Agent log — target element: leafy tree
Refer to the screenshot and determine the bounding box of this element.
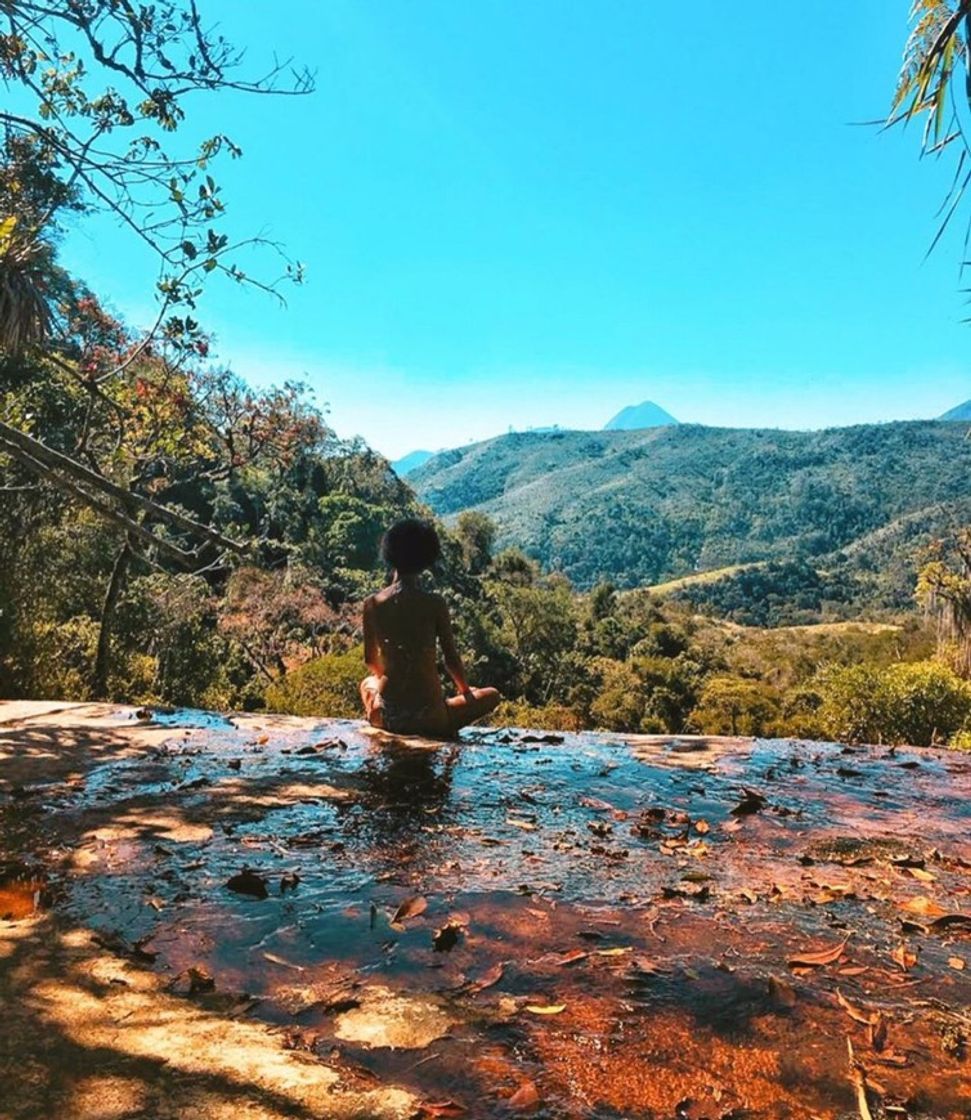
[814,660,971,746]
[689,675,781,736]
[0,0,312,350]
[454,510,496,575]
[917,528,971,674]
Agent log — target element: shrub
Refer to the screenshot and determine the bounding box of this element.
[264,648,364,718]
[689,675,781,736]
[815,660,971,746]
[492,700,584,731]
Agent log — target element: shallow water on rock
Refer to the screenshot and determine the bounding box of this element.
[4,710,971,1118]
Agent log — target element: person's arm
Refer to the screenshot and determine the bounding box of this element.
[362,597,383,677]
[436,595,473,697]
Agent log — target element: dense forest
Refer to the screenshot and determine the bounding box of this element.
[411,423,971,610]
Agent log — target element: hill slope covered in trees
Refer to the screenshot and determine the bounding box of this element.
[411,421,971,608]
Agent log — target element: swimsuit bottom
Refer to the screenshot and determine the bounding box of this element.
[365,686,453,738]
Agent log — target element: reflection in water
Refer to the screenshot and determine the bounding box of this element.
[342,740,459,861]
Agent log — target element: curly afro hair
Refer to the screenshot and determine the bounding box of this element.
[381,518,442,575]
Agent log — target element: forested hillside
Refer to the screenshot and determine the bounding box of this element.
[411,421,971,609]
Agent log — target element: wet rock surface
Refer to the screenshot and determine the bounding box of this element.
[1,701,970,1118]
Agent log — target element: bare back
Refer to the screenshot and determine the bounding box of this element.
[364,584,448,715]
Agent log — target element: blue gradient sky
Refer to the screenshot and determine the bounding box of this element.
[60,0,971,458]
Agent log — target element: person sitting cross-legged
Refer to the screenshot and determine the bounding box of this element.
[360,518,501,738]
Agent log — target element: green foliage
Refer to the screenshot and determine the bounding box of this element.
[814,660,971,746]
[689,675,781,736]
[492,700,585,731]
[264,649,365,718]
[414,423,971,617]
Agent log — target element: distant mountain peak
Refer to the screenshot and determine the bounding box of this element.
[604,400,679,431]
[939,399,971,421]
[391,449,435,476]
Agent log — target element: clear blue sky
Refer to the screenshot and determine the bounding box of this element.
[60,0,971,458]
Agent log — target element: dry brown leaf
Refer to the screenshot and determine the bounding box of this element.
[506,818,537,832]
[420,1101,466,1118]
[467,961,504,992]
[392,895,428,924]
[694,819,710,834]
[929,912,971,931]
[872,1050,909,1067]
[768,975,797,1008]
[556,949,588,966]
[507,1080,540,1111]
[787,939,849,969]
[263,952,304,972]
[579,796,614,812]
[902,895,946,919]
[869,1012,888,1052]
[525,1003,566,1015]
[890,943,918,971]
[948,956,966,971]
[594,946,632,957]
[900,866,936,883]
[835,989,873,1026]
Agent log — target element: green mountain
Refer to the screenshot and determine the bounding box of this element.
[411,421,971,606]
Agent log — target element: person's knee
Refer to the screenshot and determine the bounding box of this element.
[477,687,501,712]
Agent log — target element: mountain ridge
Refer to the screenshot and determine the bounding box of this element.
[410,420,971,597]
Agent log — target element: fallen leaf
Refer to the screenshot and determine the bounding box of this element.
[768,975,797,1008]
[525,1004,566,1015]
[694,819,710,834]
[507,1080,540,1111]
[929,912,971,931]
[594,946,632,957]
[506,818,537,832]
[226,869,268,899]
[188,966,214,994]
[869,1012,887,1052]
[263,952,304,972]
[579,796,614,812]
[891,944,918,971]
[557,949,588,966]
[900,866,937,883]
[433,920,465,953]
[420,1101,466,1118]
[739,888,758,904]
[731,788,767,816]
[468,961,504,992]
[872,1049,909,1067]
[392,895,428,924]
[787,939,849,968]
[836,989,873,1026]
[902,895,946,919]
[948,956,966,970]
